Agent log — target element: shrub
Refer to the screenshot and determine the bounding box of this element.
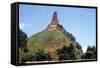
[56,44,76,61]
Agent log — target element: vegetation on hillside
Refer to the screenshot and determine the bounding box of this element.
[56,44,76,60]
[19,29,28,62]
[19,29,28,52]
[19,29,96,63]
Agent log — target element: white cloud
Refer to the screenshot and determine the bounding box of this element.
[19,23,30,29]
[19,23,25,29]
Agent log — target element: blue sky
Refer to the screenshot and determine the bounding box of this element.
[19,4,96,52]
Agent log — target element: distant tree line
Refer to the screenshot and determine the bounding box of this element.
[81,45,96,59]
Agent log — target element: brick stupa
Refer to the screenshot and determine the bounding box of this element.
[47,12,63,31]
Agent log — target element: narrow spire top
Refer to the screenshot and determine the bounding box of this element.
[51,11,58,24]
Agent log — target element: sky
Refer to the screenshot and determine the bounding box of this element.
[19,4,96,52]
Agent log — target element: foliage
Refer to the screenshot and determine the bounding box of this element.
[19,29,28,52]
[75,42,82,50]
[19,48,25,63]
[20,49,52,63]
[62,29,76,41]
[82,45,96,59]
[19,29,29,63]
[21,53,34,63]
[25,28,84,62]
[28,30,70,53]
[32,49,52,61]
[56,44,76,61]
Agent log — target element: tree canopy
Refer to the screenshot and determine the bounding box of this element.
[56,44,76,61]
[82,45,96,59]
[19,29,28,52]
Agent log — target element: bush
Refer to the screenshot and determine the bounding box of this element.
[21,54,34,63]
[75,42,82,49]
[56,44,76,61]
[33,49,52,61]
[82,45,96,59]
[19,29,28,52]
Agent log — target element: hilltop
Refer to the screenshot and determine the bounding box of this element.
[27,12,83,61]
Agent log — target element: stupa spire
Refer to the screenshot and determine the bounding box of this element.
[51,11,58,24]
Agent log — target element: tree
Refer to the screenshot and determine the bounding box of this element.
[32,49,52,61]
[62,29,76,41]
[56,44,76,61]
[19,29,28,52]
[21,53,33,63]
[75,42,82,50]
[82,45,96,59]
[20,49,52,63]
[87,46,96,52]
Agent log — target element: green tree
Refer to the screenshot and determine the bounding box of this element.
[75,42,82,50]
[56,44,76,61]
[82,45,96,59]
[62,29,76,41]
[21,49,52,62]
[19,29,28,52]
[33,49,52,61]
[21,53,34,63]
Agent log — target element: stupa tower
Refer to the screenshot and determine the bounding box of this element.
[51,11,58,25]
[47,11,63,31]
